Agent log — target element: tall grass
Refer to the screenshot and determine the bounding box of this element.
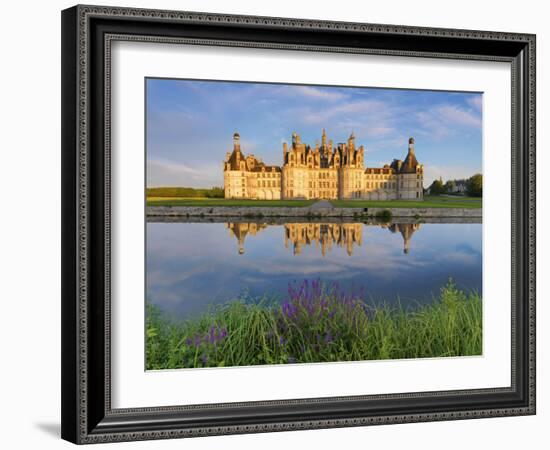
[146,280,482,370]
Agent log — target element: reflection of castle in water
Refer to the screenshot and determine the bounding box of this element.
[226,222,269,255]
[226,222,421,256]
[284,223,362,256]
[387,223,421,254]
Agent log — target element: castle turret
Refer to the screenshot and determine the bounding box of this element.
[226,132,244,170]
[400,137,419,174]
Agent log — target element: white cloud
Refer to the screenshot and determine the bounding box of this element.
[466,96,482,111]
[414,103,481,142]
[435,105,481,128]
[292,85,348,101]
[261,84,349,102]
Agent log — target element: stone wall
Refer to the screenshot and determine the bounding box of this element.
[147,205,482,219]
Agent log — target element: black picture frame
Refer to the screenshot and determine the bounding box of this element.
[61,4,536,444]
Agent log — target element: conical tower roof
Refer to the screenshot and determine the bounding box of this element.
[400,137,419,173]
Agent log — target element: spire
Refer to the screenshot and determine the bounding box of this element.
[408,137,415,154]
[233,132,241,150]
[400,137,419,173]
[227,132,245,170]
[322,128,327,147]
[348,131,356,153]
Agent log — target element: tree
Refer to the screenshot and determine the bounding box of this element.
[444,180,457,193]
[466,174,482,197]
[205,186,225,198]
[428,178,445,195]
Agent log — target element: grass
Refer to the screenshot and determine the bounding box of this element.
[331,195,482,209]
[146,195,481,209]
[146,197,316,207]
[146,280,482,370]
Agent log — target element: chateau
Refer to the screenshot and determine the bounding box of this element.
[223,130,424,200]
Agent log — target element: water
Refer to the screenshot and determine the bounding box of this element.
[146,220,482,319]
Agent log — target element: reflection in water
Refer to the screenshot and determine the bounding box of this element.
[147,221,482,318]
[228,222,420,256]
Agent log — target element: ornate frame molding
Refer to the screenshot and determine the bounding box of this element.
[61,4,536,444]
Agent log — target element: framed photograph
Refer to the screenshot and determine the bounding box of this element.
[61,4,536,444]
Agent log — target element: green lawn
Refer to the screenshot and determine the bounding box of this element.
[146,195,481,209]
[331,196,482,209]
[146,197,316,207]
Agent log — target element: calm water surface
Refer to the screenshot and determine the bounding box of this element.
[146,221,482,319]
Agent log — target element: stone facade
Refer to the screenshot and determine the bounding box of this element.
[224,130,424,200]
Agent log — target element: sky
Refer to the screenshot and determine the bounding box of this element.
[146,78,482,188]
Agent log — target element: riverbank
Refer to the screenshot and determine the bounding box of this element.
[146,280,482,370]
[147,205,482,219]
[148,214,481,224]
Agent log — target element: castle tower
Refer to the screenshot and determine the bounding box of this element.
[396,137,424,200]
[223,132,247,198]
[339,131,364,199]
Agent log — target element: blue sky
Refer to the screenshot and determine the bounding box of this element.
[146,78,482,188]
